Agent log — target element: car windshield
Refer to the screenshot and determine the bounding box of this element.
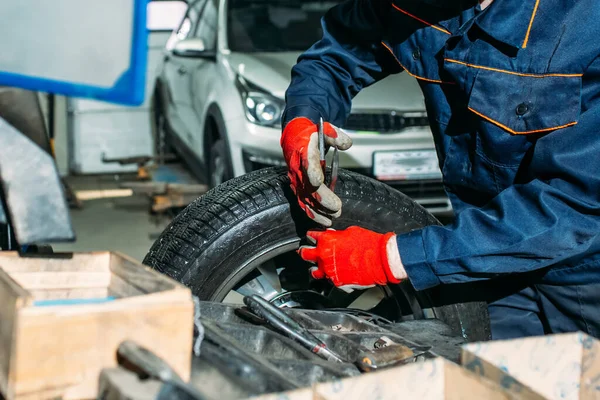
[227,0,341,52]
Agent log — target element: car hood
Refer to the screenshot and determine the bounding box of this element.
[226,52,426,112]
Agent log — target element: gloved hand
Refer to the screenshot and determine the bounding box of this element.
[281,117,352,226]
[298,226,407,292]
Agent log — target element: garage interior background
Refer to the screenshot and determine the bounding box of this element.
[35,0,452,262]
[4,2,591,398]
[46,1,188,260]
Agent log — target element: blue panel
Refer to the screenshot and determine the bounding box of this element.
[0,0,148,106]
[34,297,117,307]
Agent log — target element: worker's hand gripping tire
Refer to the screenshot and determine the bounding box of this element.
[299,226,407,292]
[281,117,352,226]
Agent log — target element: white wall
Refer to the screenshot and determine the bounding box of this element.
[59,0,186,175]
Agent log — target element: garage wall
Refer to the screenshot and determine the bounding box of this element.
[65,1,186,174]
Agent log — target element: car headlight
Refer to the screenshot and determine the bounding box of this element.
[236,75,284,128]
[244,93,283,126]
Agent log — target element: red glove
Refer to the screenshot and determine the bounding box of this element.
[281,117,352,226]
[298,226,406,291]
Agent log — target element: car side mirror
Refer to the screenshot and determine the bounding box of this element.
[172,38,216,60]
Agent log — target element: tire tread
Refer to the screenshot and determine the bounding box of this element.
[144,167,437,275]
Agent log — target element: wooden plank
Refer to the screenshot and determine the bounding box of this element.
[108,253,179,295]
[4,387,67,400]
[29,288,108,301]
[0,268,32,400]
[75,189,133,201]
[7,271,110,291]
[316,358,444,399]
[315,358,543,400]
[12,290,193,400]
[0,252,110,273]
[444,360,544,400]
[581,337,600,398]
[107,274,145,298]
[251,388,315,400]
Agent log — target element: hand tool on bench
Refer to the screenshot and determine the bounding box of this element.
[117,340,184,384]
[202,321,302,393]
[117,340,206,400]
[243,294,346,363]
[355,344,432,372]
[242,295,432,372]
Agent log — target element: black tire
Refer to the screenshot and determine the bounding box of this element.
[143,167,491,342]
[151,88,174,161]
[207,139,234,188]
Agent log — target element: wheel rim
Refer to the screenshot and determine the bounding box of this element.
[211,238,435,322]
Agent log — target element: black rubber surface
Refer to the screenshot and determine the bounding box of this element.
[143,167,491,342]
[208,139,234,188]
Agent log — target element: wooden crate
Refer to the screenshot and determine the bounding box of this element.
[462,332,600,400]
[251,357,544,400]
[0,251,194,400]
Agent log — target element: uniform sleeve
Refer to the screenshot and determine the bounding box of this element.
[397,101,600,290]
[282,0,400,128]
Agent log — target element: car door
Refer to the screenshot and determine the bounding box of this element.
[186,0,219,158]
[162,1,204,147]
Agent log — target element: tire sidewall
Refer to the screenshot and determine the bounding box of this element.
[145,168,491,341]
[152,89,172,157]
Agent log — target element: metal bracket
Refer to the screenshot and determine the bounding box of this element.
[0,117,75,245]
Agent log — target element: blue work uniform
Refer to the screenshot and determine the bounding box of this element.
[282,0,600,339]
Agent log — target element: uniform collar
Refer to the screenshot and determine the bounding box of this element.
[473,0,540,49]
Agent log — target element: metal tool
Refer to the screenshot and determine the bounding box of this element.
[117,340,185,384]
[202,321,301,393]
[318,116,326,169]
[116,340,206,400]
[329,146,339,191]
[317,117,339,192]
[355,345,432,372]
[243,294,346,363]
[373,336,396,349]
[241,296,430,372]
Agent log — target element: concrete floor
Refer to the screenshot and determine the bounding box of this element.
[52,195,166,262]
[52,166,195,262]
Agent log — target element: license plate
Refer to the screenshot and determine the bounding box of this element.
[373,150,442,181]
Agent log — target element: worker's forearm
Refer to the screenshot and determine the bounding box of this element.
[392,92,600,291]
[397,177,600,291]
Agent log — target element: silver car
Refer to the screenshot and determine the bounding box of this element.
[153,0,452,215]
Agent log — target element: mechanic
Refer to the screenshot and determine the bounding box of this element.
[280,0,600,339]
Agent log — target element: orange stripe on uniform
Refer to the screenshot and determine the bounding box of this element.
[444,59,582,78]
[390,3,451,35]
[522,0,540,49]
[380,42,454,84]
[468,107,577,135]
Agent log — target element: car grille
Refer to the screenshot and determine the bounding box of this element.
[343,112,430,133]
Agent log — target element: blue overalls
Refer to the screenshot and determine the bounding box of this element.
[282,0,600,339]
